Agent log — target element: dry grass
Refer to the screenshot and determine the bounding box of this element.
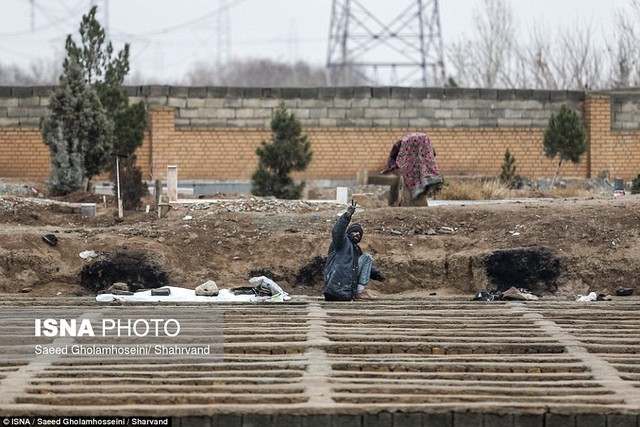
[548,182,593,198]
[436,179,598,200]
[437,179,512,200]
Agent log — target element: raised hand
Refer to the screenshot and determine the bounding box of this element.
[345,199,357,219]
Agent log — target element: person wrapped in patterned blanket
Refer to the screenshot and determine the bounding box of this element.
[381,132,442,206]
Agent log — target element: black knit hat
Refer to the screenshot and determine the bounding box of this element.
[347,223,363,237]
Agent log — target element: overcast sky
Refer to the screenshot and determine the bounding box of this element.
[0,0,632,84]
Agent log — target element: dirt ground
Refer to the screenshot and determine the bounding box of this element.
[1,178,639,301]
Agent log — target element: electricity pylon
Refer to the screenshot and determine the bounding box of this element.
[326,0,445,87]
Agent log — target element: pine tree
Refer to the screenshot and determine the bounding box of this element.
[543,104,588,186]
[43,6,147,203]
[41,58,112,194]
[631,174,640,194]
[116,157,149,210]
[64,7,146,159]
[45,126,84,196]
[251,103,313,199]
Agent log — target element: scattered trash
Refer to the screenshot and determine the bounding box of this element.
[473,286,539,301]
[151,287,171,296]
[248,276,291,301]
[613,178,625,197]
[577,292,597,302]
[439,226,455,234]
[616,287,634,297]
[183,215,193,220]
[266,293,284,302]
[20,287,32,293]
[577,291,615,301]
[42,234,58,246]
[96,286,287,303]
[501,286,538,301]
[79,250,98,260]
[473,291,494,302]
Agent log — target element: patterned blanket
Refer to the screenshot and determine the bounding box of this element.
[381,132,442,199]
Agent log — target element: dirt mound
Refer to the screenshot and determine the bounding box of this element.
[54,190,108,204]
[1,189,639,300]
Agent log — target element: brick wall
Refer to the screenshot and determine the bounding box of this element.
[0,86,638,184]
[587,94,640,180]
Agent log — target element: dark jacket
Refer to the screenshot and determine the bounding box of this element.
[323,213,359,301]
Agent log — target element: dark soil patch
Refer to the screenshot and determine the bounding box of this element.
[80,251,170,293]
[295,256,326,287]
[484,246,561,294]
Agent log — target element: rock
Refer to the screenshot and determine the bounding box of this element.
[195,280,219,296]
[79,250,98,259]
[108,282,130,293]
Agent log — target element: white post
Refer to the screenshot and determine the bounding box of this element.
[167,165,178,202]
[336,186,349,204]
[116,156,123,219]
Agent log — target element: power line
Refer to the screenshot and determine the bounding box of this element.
[217,0,230,65]
[125,0,247,37]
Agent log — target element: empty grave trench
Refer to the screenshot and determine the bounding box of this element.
[2,299,640,415]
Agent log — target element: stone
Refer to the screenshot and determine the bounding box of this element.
[109,282,130,292]
[195,280,219,296]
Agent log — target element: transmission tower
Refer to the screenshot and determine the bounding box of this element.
[217,0,230,65]
[326,0,445,87]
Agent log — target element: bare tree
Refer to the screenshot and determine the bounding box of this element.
[446,38,475,88]
[446,0,518,88]
[606,0,640,88]
[185,59,330,87]
[553,23,602,90]
[183,61,217,86]
[523,23,560,89]
[0,53,63,85]
[477,0,518,87]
